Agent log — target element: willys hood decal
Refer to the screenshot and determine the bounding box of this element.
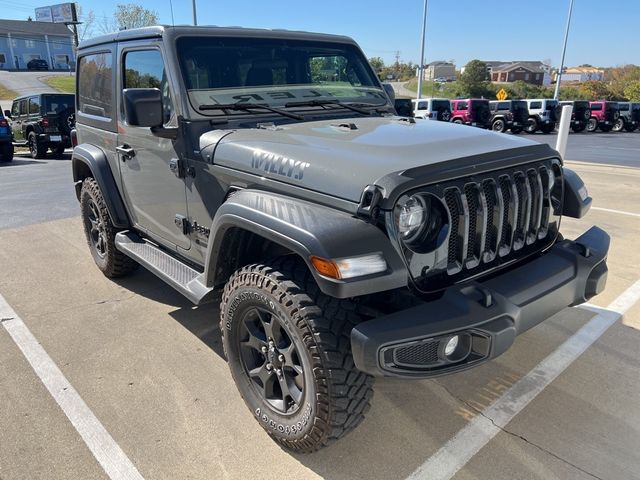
[208,116,541,203]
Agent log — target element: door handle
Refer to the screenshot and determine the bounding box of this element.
[116,144,135,161]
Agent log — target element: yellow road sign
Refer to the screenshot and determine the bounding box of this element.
[496,88,508,101]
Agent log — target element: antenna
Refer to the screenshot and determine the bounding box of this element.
[168,0,175,26]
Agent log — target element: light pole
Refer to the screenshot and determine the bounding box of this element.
[416,0,428,100]
[192,0,198,26]
[554,0,574,100]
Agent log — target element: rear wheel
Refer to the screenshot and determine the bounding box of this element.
[28,131,47,159]
[600,125,613,132]
[612,118,625,132]
[54,144,66,157]
[586,118,598,132]
[571,124,586,133]
[221,258,374,453]
[491,118,506,133]
[510,127,523,134]
[452,118,463,124]
[80,177,138,277]
[525,117,539,134]
[540,123,555,134]
[624,123,638,132]
[0,143,13,162]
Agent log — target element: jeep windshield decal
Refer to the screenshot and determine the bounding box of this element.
[176,35,386,115]
[189,85,386,113]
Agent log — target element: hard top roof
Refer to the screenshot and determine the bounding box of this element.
[78,25,357,49]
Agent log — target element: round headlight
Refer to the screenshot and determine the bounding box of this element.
[397,195,426,239]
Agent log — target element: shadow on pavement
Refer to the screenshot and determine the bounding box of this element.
[0,158,46,167]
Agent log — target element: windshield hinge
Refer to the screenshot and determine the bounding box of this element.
[357,185,384,222]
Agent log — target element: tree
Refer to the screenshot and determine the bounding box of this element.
[458,60,491,97]
[75,4,96,41]
[114,4,159,30]
[624,80,640,102]
[368,57,385,75]
[579,80,611,100]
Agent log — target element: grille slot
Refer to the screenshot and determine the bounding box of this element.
[394,340,440,367]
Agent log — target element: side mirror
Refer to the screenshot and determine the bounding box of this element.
[382,83,396,103]
[4,110,11,118]
[123,88,163,127]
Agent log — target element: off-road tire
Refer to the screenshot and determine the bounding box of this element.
[586,118,598,133]
[624,123,638,132]
[452,118,463,124]
[220,257,374,453]
[600,124,613,133]
[80,178,138,277]
[28,131,47,159]
[612,118,625,132]
[510,126,523,134]
[540,123,555,134]
[571,124,586,133]
[0,143,13,162]
[54,144,66,157]
[491,118,506,133]
[525,117,539,134]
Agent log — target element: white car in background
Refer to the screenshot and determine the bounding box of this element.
[411,98,452,121]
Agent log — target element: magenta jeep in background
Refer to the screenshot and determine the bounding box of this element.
[450,99,492,128]
[587,101,620,132]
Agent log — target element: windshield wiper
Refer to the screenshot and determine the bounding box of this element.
[199,103,304,121]
[284,99,375,115]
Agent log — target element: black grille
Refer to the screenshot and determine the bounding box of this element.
[397,159,562,292]
[394,340,440,366]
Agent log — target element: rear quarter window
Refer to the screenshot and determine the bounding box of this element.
[457,101,468,110]
[590,104,603,111]
[529,101,542,109]
[78,52,113,119]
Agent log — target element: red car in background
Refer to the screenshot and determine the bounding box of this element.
[587,101,620,132]
[450,99,492,128]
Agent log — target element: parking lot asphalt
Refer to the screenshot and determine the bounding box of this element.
[1,135,640,480]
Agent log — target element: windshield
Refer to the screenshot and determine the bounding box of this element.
[176,36,385,114]
[44,95,74,114]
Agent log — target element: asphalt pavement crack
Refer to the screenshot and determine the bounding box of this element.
[434,381,605,480]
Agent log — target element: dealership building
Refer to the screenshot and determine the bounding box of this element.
[0,19,75,70]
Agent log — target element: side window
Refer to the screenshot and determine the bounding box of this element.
[11,101,19,117]
[19,100,27,115]
[123,49,173,124]
[78,52,113,118]
[590,104,602,111]
[458,101,468,110]
[498,102,509,110]
[530,101,542,109]
[29,96,40,114]
[418,101,428,110]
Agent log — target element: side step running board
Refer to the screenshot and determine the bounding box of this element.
[115,231,216,305]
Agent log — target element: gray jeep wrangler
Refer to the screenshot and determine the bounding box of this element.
[72,26,609,453]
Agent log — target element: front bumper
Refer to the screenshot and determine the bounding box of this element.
[351,226,609,378]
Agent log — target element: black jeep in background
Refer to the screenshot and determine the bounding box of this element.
[559,100,591,133]
[6,93,75,158]
[488,100,528,133]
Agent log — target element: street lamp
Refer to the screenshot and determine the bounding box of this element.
[416,0,428,100]
[554,0,574,100]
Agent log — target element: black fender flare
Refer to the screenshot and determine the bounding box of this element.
[204,190,407,299]
[71,144,130,228]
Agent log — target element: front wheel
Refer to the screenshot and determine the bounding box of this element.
[452,118,463,124]
[220,258,374,453]
[586,118,598,132]
[572,124,586,133]
[510,127,523,134]
[540,123,555,134]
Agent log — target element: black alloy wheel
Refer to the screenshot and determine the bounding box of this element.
[238,305,304,415]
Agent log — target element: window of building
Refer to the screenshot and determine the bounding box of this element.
[10,38,17,48]
[25,39,36,48]
[123,49,173,124]
[535,73,540,80]
[78,52,113,119]
[524,73,530,80]
[0,54,6,64]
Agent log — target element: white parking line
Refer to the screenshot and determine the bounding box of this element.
[591,206,640,218]
[407,280,640,480]
[0,293,145,480]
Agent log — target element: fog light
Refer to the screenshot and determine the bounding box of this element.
[444,335,459,357]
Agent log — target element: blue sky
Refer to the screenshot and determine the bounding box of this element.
[4,0,640,67]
